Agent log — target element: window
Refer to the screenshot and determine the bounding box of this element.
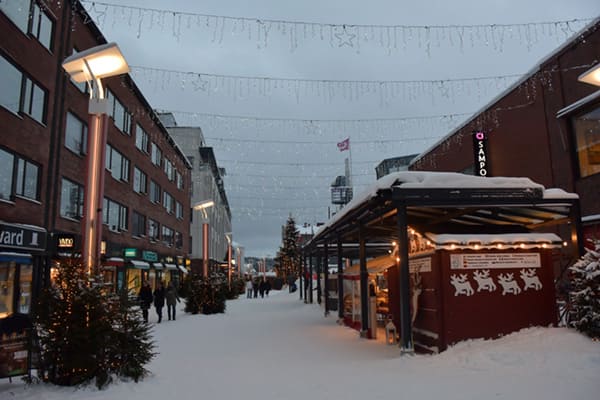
[163,191,174,214]
[106,89,131,134]
[65,112,87,155]
[0,148,15,201]
[15,157,40,200]
[0,55,47,123]
[176,201,183,219]
[150,180,161,203]
[133,167,147,194]
[149,219,160,241]
[164,158,174,181]
[572,106,600,178]
[135,123,149,153]
[175,231,183,249]
[151,142,162,166]
[132,211,146,237]
[176,170,184,190]
[106,144,130,182]
[0,1,54,51]
[60,178,83,219]
[103,198,128,232]
[161,226,174,247]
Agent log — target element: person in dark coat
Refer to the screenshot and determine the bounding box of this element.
[138,281,153,323]
[252,279,259,298]
[264,279,272,297]
[259,279,266,298]
[165,281,180,321]
[153,281,166,323]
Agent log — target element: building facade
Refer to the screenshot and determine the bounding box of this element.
[410,19,600,247]
[1,0,192,329]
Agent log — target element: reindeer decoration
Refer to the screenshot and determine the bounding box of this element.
[450,274,474,296]
[497,273,522,295]
[472,269,497,292]
[411,272,422,324]
[520,269,543,291]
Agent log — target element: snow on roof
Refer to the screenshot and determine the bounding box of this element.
[297,225,315,235]
[315,171,578,237]
[425,232,563,250]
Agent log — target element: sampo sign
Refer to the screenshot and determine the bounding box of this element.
[472,131,491,177]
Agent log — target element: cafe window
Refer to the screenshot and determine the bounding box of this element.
[65,112,87,155]
[60,178,83,220]
[572,106,600,178]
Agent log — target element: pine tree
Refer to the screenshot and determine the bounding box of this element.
[568,240,600,339]
[276,216,301,283]
[183,272,227,315]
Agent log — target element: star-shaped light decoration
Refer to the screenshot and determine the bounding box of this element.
[192,74,208,91]
[334,25,356,48]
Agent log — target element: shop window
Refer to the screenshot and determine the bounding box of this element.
[0,262,16,318]
[18,264,32,314]
[65,112,87,155]
[572,106,600,178]
[60,178,83,219]
[0,55,47,124]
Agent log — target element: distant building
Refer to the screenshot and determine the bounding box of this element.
[375,154,418,179]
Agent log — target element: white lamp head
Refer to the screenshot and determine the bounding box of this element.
[62,42,129,83]
[193,200,215,210]
[578,63,600,87]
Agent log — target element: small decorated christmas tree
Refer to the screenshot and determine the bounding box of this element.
[568,240,600,339]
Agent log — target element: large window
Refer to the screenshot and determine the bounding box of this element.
[135,123,149,153]
[0,55,47,123]
[60,178,83,219]
[163,191,174,214]
[0,148,15,201]
[15,157,39,200]
[103,198,128,232]
[150,180,161,204]
[106,89,131,134]
[573,106,600,178]
[65,112,87,155]
[161,226,174,247]
[149,219,160,241]
[133,167,147,194]
[132,211,146,237]
[175,231,183,249]
[106,144,130,182]
[164,158,174,181]
[0,1,54,51]
[0,148,40,202]
[151,142,162,166]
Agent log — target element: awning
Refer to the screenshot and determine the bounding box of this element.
[129,259,150,269]
[165,263,177,270]
[103,257,125,267]
[0,252,32,264]
[177,265,188,274]
[344,254,396,276]
[152,262,164,270]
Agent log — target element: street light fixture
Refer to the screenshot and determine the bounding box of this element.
[62,42,129,276]
[193,200,215,277]
[578,63,600,86]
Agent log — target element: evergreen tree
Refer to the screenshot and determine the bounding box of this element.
[276,216,301,282]
[183,272,227,315]
[568,240,600,339]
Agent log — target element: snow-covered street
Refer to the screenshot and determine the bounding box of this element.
[1,290,599,400]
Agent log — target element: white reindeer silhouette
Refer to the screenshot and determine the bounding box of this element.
[520,269,542,291]
[497,273,521,295]
[472,269,497,292]
[450,274,474,296]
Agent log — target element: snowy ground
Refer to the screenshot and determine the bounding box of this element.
[1,289,599,400]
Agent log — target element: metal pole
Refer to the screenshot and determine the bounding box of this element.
[316,252,322,305]
[359,225,369,338]
[202,222,209,277]
[309,252,313,304]
[324,242,329,316]
[337,237,344,320]
[397,203,414,353]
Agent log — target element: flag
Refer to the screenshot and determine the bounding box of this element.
[337,138,350,152]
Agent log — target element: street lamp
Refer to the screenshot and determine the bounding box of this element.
[193,200,214,277]
[225,232,232,289]
[578,63,600,86]
[62,42,129,276]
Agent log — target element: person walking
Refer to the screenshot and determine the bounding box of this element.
[245,278,253,299]
[252,278,259,298]
[264,279,271,297]
[138,281,153,323]
[153,281,166,323]
[165,281,180,321]
[259,279,266,298]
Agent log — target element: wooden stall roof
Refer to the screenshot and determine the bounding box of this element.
[306,171,581,256]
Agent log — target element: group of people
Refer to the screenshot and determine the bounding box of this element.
[245,278,271,299]
[138,280,180,323]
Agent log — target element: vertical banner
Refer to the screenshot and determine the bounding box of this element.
[472,131,491,177]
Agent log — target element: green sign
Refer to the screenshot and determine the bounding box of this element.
[142,250,158,262]
[124,248,137,257]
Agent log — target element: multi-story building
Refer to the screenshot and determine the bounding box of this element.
[158,113,232,274]
[1,0,191,327]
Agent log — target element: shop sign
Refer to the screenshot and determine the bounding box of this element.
[124,248,137,258]
[56,234,75,250]
[142,251,158,262]
[450,253,541,270]
[409,257,432,273]
[472,131,491,177]
[0,222,46,252]
[164,256,174,263]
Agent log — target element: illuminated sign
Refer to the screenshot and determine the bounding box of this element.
[124,248,137,257]
[142,251,158,262]
[472,131,491,177]
[57,236,74,249]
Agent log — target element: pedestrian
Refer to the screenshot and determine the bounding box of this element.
[153,281,166,323]
[259,279,266,298]
[246,278,253,298]
[138,281,153,323]
[264,279,271,297]
[165,281,180,321]
[252,278,259,298]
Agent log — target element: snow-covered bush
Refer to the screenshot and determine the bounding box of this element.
[568,240,600,339]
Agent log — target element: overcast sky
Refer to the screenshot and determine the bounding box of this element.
[82,0,600,257]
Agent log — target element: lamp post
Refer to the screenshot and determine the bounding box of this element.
[62,43,129,276]
[193,200,214,277]
[578,63,600,86]
[225,232,232,289]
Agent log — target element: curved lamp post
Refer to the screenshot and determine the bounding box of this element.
[193,200,214,277]
[62,43,129,275]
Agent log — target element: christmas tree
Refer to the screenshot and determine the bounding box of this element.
[568,240,600,339]
[183,272,227,315]
[276,215,301,283]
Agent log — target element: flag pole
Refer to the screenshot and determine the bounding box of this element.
[348,137,353,187]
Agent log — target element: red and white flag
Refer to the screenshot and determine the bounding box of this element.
[337,138,350,152]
